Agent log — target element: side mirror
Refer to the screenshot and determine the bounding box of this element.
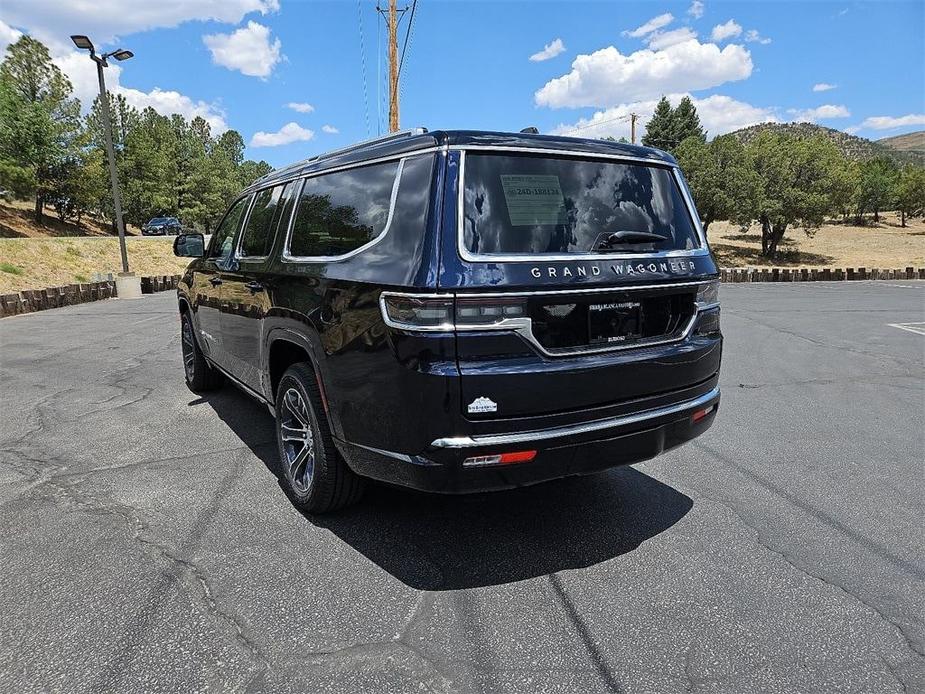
[173,233,205,258]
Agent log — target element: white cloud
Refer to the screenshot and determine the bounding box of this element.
[645,28,698,50]
[623,13,674,38]
[859,114,925,130]
[0,19,22,53]
[529,38,566,62]
[287,102,315,113]
[688,1,705,19]
[250,122,314,147]
[203,21,282,79]
[549,93,777,142]
[535,39,753,108]
[813,83,837,92]
[788,104,851,122]
[710,20,742,42]
[54,51,228,132]
[744,29,771,45]
[321,124,339,134]
[0,0,278,53]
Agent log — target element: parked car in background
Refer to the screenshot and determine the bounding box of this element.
[141,217,182,235]
[173,128,722,513]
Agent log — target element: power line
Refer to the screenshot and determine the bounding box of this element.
[357,0,370,137]
[397,0,417,80]
[562,114,632,136]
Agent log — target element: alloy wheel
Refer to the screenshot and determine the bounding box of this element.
[280,387,315,492]
[181,318,196,381]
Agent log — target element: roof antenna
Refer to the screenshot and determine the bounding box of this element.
[520,126,539,134]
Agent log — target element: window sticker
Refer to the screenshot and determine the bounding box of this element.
[500,174,567,226]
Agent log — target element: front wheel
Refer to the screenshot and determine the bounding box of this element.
[275,363,363,513]
[180,312,223,392]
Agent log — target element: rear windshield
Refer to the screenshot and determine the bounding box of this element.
[462,153,700,256]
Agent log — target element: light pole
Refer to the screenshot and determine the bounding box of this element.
[71,35,139,295]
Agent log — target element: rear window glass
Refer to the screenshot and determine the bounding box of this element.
[462,154,700,255]
[289,161,400,257]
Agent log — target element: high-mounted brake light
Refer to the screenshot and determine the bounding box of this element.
[462,450,537,467]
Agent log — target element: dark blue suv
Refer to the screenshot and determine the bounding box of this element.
[173,128,722,512]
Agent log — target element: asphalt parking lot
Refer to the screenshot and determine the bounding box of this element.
[1,282,923,694]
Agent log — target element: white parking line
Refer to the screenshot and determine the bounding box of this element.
[887,322,925,336]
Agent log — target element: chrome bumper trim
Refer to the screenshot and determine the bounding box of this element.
[431,386,720,449]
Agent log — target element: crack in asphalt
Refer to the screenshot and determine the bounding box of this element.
[41,467,271,691]
[547,573,623,694]
[693,489,923,669]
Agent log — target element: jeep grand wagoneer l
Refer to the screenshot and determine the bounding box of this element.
[173,128,722,512]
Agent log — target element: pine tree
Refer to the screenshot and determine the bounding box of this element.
[642,97,675,150]
[673,96,706,144]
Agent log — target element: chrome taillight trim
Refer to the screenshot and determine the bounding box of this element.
[380,285,717,357]
[431,386,721,449]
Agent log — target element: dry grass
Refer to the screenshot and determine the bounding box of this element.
[0,237,190,293]
[709,211,925,268]
[0,200,142,238]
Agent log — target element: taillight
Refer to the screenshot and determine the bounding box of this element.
[695,307,720,336]
[692,404,715,422]
[380,293,527,331]
[455,297,526,327]
[695,280,719,308]
[380,294,454,330]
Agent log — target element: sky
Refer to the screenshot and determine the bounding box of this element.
[1,0,923,168]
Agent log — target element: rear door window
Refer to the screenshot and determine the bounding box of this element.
[462,153,701,256]
[288,160,400,258]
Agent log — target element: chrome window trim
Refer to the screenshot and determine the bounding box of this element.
[249,146,442,197]
[282,157,408,263]
[454,148,709,263]
[379,283,713,358]
[431,386,721,449]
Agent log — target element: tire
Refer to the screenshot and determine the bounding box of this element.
[180,311,224,392]
[275,363,363,513]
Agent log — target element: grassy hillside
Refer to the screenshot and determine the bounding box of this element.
[877,130,925,155]
[0,237,190,294]
[729,123,925,165]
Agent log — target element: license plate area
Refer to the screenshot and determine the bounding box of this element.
[588,301,641,345]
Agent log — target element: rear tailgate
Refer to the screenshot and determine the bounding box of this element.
[438,147,721,421]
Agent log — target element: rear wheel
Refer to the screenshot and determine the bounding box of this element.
[275,363,363,513]
[180,312,223,392]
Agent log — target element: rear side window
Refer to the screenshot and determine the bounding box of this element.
[239,183,290,257]
[462,153,701,256]
[288,160,400,258]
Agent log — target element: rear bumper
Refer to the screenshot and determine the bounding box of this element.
[337,386,719,493]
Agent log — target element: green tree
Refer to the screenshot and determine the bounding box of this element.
[642,97,674,150]
[676,134,759,233]
[827,157,860,222]
[239,159,273,188]
[0,35,82,222]
[673,96,706,144]
[855,157,899,223]
[895,165,925,227]
[747,131,841,258]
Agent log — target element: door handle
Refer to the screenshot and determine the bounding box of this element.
[245,281,265,293]
[209,277,223,287]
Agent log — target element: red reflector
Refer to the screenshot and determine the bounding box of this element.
[499,450,537,464]
[692,405,715,423]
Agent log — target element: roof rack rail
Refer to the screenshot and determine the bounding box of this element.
[255,127,429,184]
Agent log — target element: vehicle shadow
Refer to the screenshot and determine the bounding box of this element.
[199,389,694,591]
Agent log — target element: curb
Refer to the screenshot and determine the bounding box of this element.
[0,274,182,318]
[720,267,924,282]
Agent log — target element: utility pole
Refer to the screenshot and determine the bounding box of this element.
[387,0,400,132]
[630,113,638,145]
